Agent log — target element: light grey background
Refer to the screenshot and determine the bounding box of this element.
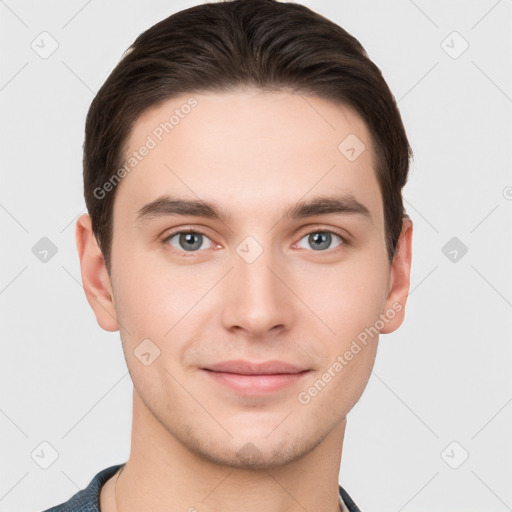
[1,1,511,511]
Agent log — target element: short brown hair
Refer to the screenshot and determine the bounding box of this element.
[83,0,412,274]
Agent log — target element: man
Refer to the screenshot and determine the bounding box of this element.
[44,0,412,510]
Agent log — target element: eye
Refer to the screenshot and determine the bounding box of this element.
[296,230,345,252]
[161,227,347,256]
[163,230,213,253]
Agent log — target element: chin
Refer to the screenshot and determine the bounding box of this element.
[179,425,320,471]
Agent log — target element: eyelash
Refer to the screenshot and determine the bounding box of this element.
[161,227,350,256]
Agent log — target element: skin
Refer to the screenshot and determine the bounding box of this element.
[76,88,412,512]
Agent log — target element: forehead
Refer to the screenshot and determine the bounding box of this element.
[113,88,383,226]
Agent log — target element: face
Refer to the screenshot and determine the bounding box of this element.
[80,88,411,470]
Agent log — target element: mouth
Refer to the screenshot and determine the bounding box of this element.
[201,360,311,394]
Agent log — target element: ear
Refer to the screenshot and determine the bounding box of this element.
[380,217,413,334]
[75,213,119,332]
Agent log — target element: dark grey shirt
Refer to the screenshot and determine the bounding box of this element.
[42,463,362,512]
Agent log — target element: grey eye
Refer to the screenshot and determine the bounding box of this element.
[297,231,343,251]
[166,231,213,252]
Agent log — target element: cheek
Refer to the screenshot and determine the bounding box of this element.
[325,343,378,418]
[111,251,220,366]
[111,266,192,399]
[110,251,177,341]
[296,325,379,421]
[292,253,390,339]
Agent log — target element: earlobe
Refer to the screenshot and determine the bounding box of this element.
[380,217,413,334]
[75,213,119,332]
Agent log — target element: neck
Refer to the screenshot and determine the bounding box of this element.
[114,388,346,512]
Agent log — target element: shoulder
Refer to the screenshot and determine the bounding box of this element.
[339,483,363,512]
[41,464,124,512]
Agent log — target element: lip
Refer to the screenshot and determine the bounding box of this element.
[201,360,310,395]
[203,359,308,375]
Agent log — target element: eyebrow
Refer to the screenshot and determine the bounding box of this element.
[135,193,372,224]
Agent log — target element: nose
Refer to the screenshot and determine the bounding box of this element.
[220,239,295,339]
